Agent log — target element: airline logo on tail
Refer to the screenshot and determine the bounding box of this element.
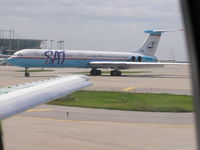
[147,41,155,49]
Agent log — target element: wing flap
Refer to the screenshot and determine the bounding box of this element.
[0,75,91,120]
[90,61,189,69]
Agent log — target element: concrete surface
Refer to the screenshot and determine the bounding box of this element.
[3,105,196,150]
[0,65,196,150]
[0,65,192,95]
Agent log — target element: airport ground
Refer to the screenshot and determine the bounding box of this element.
[0,65,196,150]
[0,65,192,95]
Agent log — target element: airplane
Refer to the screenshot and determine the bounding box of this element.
[0,74,91,149]
[0,75,91,120]
[7,29,185,77]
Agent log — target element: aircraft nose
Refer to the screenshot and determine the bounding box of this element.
[6,57,14,65]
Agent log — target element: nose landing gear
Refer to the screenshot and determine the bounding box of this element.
[24,67,30,77]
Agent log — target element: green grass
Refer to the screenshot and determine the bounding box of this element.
[48,91,193,112]
[16,69,55,72]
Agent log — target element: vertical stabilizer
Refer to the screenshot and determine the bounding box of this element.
[134,29,180,56]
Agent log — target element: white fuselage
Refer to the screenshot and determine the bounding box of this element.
[7,49,157,68]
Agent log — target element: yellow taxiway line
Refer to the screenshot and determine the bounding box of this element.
[122,87,136,92]
[15,116,193,128]
[26,109,52,112]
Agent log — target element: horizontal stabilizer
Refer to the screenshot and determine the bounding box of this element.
[144,29,183,35]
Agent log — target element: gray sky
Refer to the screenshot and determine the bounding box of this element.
[0,0,188,61]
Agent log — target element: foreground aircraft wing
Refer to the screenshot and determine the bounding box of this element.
[0,75,91,120]
[89,61,189,69]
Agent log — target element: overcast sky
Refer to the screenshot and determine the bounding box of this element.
[0,0,188,61]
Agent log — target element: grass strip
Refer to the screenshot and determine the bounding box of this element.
[48,91,193,112]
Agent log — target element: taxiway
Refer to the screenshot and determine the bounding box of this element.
[0,65,196,150]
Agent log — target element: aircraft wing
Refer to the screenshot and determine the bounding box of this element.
[0,75,91,120]
[89,61,189,69]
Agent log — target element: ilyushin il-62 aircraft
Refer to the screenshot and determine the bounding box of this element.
[7,29,184,77]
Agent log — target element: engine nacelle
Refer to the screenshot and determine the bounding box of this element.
[137,56,142,62]
[131,56,136,62]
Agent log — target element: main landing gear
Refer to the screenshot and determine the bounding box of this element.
[24,67,30,77]
[90,68,102,76]
[110,69,121,76]
[90,68,122,76]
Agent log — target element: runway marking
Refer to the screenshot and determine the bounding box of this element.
[122,87,136,92]
[15,116,193,127]
[26,109,52,112]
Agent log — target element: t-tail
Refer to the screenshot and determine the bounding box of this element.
[134,29,182,56]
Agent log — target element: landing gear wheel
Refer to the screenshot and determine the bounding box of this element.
[117,71,121,76]
[90,69,102,76]
[96,70,102,76]
[110,70,116,76]
[90,69,96,76]
[25,72,30,77]
[110,70,121,76]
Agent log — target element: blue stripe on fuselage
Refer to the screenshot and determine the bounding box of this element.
[8,58,92,68]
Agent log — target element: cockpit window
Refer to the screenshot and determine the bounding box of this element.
[13,52,23,57]
[18,53,23,56]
